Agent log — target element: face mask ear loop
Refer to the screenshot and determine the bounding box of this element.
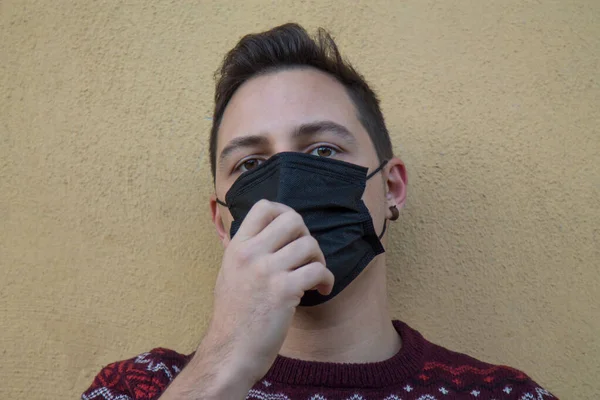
[367,159,390,240]
[366,159,389,180]
[378,218,388,240]
[215,198,228,207]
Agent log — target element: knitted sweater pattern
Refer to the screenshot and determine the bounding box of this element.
[81,320,557,400]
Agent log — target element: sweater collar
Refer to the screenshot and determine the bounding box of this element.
[262,320,425,388]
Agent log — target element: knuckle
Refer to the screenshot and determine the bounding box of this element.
[235,244,255,264]
[308,237,324,255]
[293,212,306,227]
[300,235,315,250]
[280,209,296,222]
[253,258,270,280]
[314,261,327,271]
[286,211,306,230]
[253,199,271,212]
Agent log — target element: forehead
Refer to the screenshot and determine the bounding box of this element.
[216,67,364,151]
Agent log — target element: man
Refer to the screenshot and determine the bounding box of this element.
[82,23,557,400]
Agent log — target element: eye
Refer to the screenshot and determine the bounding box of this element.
[310,146,337,158]
[236,158,263,173]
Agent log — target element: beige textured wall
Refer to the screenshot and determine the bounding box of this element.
[1,0,598,398]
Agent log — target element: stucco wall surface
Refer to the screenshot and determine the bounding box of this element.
[1,1,598,399]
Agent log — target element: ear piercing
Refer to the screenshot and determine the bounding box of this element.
[389,205,399,221]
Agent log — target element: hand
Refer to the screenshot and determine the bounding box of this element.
[201,199,334,386]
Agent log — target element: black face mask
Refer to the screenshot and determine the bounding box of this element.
[216,152,388,306]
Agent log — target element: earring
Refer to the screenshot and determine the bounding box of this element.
[389,205,400,221]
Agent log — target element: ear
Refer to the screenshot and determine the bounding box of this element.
[210,193,231,247]
[384,157,408,219]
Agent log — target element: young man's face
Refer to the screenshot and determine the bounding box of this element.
[211,67,405,245]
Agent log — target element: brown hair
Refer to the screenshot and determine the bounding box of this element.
[209,23,394,180]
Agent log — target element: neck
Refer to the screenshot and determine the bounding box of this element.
[280,255,401,363]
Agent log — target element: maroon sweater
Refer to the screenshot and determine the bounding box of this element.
[81,320,557,400]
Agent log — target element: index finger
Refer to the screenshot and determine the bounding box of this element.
[234,200,293,240]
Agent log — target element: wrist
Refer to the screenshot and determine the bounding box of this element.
[181,352,255,399]
[160,361,250,400]
[196,327,262,386]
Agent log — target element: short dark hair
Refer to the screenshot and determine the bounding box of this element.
[209,23,394,180]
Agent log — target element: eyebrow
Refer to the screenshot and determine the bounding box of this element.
[218,135,270,169]
[218,120,356,170]
[292,121,356,145]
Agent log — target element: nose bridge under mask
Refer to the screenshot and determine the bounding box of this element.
[216,154,387,206]
[216,154,389,240]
